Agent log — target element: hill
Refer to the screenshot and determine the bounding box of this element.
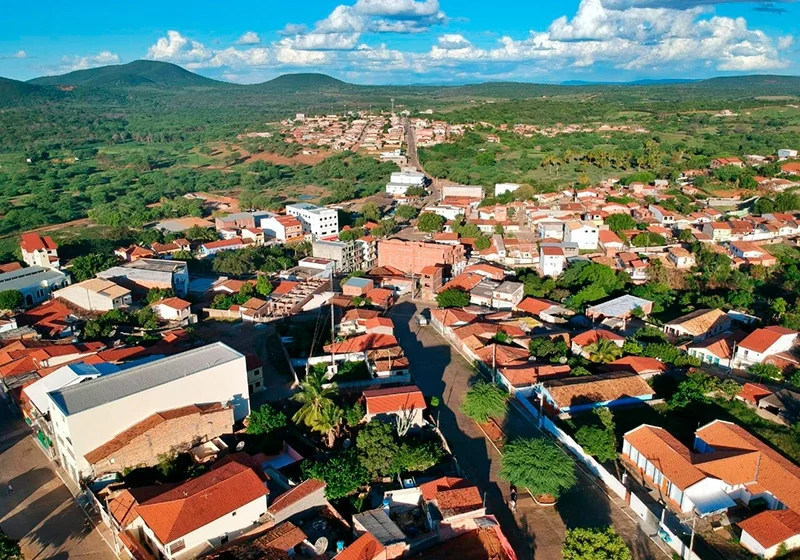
[0,77,62,105]
[255,73,353,92]
[28,60,226,88]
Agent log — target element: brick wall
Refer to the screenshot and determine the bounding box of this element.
[90,407,234,475]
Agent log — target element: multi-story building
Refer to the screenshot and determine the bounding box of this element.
[286,203,339,238]
[386,171,427,196]
[377,239,466,276]
[563,221,599,250]
[20,232,60,269]
[98,258,189,297]
[312,239,360,273]
[259,214,304,242]
[539,245,565,277]
[46,343,249,484]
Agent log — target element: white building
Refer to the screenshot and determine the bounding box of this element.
[539,245,566,277]
[734,326,797,368]
[441,185,484,199]
[47,343,249,484]
[492,281,524,310]
[0,266,70,307]
[151,297,193,323]
[564,221,599,250]
[386,171,427,196]
[494,183,521,196]
[54,278,131,312]
[20,233,60,269]
[286,203,339,238]
[97,259,189,297]
[423,205,463,222]
[778,149,798,160]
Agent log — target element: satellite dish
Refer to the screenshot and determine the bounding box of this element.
[236,441,245,452]
[558,356,568,364]
[313,537,329,555]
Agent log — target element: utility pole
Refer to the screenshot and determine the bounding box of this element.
[688,516,696,557]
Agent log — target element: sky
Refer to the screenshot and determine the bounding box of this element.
[2,0,800,84]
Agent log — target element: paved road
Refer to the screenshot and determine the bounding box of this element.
[389,300,664,560]
[0,400,116,560]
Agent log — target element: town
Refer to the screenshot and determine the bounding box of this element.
[1,121,800,560]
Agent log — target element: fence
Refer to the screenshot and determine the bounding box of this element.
[630,493,702,560]
[514,394,627,500]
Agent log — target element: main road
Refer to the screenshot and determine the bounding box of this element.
[388,299,665,560]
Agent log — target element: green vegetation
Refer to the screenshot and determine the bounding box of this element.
[0,533,22,560]
[417,212,445,233]
[356,420,443,479]
[562,527,631,560]
[436,288,470,308]
[528,337,569,362]
[247,404,287,435]
[461,382,508,423]
[500,437,577,498]
[301,450,369,500]
[70,253,118,282]
[574,409,618,463]
[0,290,23,310]
[291,368,340,448]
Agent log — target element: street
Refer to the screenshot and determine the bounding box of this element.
[0,401,116,560]
[389,299,665,560]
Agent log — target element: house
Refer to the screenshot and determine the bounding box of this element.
[711,157,744,169]
[662,308,731,341]
[463,262,507,282]
[260,214,304,242]
[343,277,375,297]
[54,278,131,312]
[739,509,800,559]
[151,297,193,323]
[46,343,249,484]
[151,239,191,257]
[667,247,696,269]
[110,460,268,559]
[730,241,777,267]
[734,326,797,368]
[420,265,444,300]
[570,328,625,358]
[491,281,524,310]
[365,287,394,310]
[702,222,732,243]
[199,237,246,257]
[496,362,571,396]
[15,299,77,338]
[539,245,565,277]
[363,385,426,428]
[114,245,155,262]
[606,356,668,379]
[585,294,653,321]
[598,229,625,255]
[98,259,189,297]
[563,221,599,250]
[338,308,382,335]
[20,232,60,269]
[0,266,70,307]
[204,521,308,560]
[541,372,655,414]
[241,228,266,246]
[515,297,573,324]
[687,331,745,369]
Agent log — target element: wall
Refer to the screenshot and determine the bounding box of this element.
[55,286,118,312]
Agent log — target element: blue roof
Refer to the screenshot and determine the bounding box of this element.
[344,277,372,288]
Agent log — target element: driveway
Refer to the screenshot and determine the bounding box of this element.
[0,400,116,560]
[389,300,665,560]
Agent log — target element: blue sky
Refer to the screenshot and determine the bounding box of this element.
[2,0,799,84]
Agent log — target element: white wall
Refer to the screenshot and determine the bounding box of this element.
[54,285,121,312]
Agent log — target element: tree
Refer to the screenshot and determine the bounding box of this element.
[344,401,365,428]
[604,214,636,234]
[0,533,22,560]
[461,382,508,423]
[474,235,491,250]
[669,371,719,409]
[528,337,569,362]
[247,404,287,435]
[70,253,118,282]
[500,437,577,498]
[256,275,273,297]
[395,205,419,220]
[144,287,174,304]
[316,402,343,448]
[417,212,446,233]
[562,527,631,560]
[0,290,23,310]
[357,420,400,478]
[361,203,381,223]
[748,363,783,381]
[631,232,667,247]
[292,368,339,436]
[436,288,470,308]
[584,337,623,364]
[302,450,369,500]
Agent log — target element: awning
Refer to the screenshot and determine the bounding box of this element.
[685,481,736,517]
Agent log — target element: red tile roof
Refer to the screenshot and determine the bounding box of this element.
[364,385,426,415]
[571,329,624,347]
[419,477,474,501]
[335,533,386,560]
[153,297,191,310]
[498,362,571,387]
[738,326,797,353]
[135,461,268,544]
[624,425,706,490]
[435,486,483,516]
[324,333,398,354]
[608,356,668,375]
[515,297,558,316]
[202,237,244,250]
[269,479,326,514]
[738,383,773,405]
[738,509,800,549]
[20,232,57,252]
[364,317,393,330]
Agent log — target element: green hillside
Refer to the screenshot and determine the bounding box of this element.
[0,77,62,104]
[28,60,226,88]
[257,73,352,92]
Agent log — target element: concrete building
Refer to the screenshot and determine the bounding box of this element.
[491,281,524,310]
[151,297,193,323]
[54,278,131,312]
[0,266,70,307]
[199,238,246,257]
[47,343,249,483]
[539,245,565,278]
[98,259,189,297]
[286,203,339,238]
[494,183,521,196]
[259,214,304,242]
[441,185,484,199]
[778,148,798,160]
[363,385,426,428]
[420,265,443,300]
[20,233,60,269]
[564,221,599,250]
[377,239,466,276]
[386,171,427,196]
[312,239,361,273]
[734,326,797,368]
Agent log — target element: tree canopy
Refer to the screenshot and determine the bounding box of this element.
[436,288,470,308]
[562,527,631,560]
[500,437,577,498]
[461,382,508,423]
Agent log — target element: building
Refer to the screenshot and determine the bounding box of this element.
[313,239,360,273]
[0,266,70,307]
[541,373,655,414]
[111,460,268,559]
[702,222,732,242]
[154,217,215,234]
[687,331,744,369]
[342,277,375,297]
[259,214,304,242]
[778,149,798,160]
[114,245,155,262]
[151,297,193,323]
[442,185,484,199]
[286,203,339,238]
[734,326,797,368]
[363,385,426,428]
[386,171,427,196]
[377,239,466,276]
[420,265,443,300]
[215,211,260,231]
[491,281,524,310]
[98,259,189,297]
[739,509,800,559]
[199,238,246,257]
[563,221,599,250]
[46,343,249,483]
[585,294,653,321]
[667,247,696,269]
[54,278,131,312]
[571,329,625,357]
[663,308,732,341]
[20,233,60,269]
[538,245,566,277]
[711,156,744,169]
[494,183,520,196]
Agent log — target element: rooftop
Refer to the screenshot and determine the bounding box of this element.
[364,385,425,415]
[0,266,67,292]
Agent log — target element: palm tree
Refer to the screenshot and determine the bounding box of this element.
[316,402,343,448]
[292,368,338,434]
[584,337,622,364]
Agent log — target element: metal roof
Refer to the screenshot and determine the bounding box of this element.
[352,508,406,545]
[586,294,652,318]
[47,342,243,416]
[0,266,67,292]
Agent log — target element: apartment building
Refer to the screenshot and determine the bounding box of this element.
[377,239,466,276]
[539,245,566,277]
[54,278,132,312]
[386,171,427,196]
[259,214,304,242]
[286,203,339,238]
[46,343,249,483]
[98,258,189,297]
[563,221,599,250]
[312,239,361,273]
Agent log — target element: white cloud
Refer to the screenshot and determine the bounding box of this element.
[436,34,472,49]
[281,32,361,51]
[146,30,212,62]
[353,0,440,17]
[279,23,309,36]
[274,46,334,65]
[777,35,795,50]
[236,31,261,45]
[61,50,120,71]
[189,47,272,69]
[13,50,27,59]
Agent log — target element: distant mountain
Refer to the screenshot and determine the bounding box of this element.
[256,73,353,91]
[561,78,699,86]
[28,60,226,88]
[0,77,62,105]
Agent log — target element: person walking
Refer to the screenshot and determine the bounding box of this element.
[6,483,12,495]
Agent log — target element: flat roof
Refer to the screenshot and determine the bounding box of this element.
[587,294,652,317]
[0,266,67,292]
[47,342,243,416]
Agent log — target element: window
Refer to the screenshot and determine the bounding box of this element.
[232,511,237,517]
[169,540,186,554]
[255,381,261,388]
